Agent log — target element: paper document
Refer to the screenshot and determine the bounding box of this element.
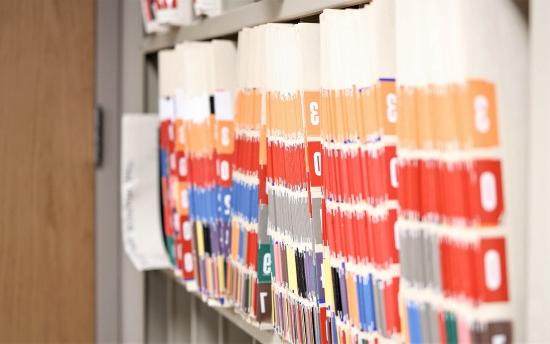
[121,113,172,271]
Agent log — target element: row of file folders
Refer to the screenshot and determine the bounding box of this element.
[155,1,512,343]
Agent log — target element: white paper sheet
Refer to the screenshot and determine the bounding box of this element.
[121,114,171,271]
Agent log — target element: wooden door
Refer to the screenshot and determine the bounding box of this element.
[0,0,95,341]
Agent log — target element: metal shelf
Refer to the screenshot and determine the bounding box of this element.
[143,0,369,53]
[164,270,282,344]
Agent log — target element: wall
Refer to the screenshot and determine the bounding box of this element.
[526,0,550,341]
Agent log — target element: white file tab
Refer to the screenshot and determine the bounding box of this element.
[121,114,171,271]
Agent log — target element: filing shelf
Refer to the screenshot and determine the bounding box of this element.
[126,0,533,343]
[164,270,282,344]
[142,1,373,342]
[142,0,369,53]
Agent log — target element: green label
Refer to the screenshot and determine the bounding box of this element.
[257,243,272,284]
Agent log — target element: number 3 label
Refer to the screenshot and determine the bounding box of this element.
[310,101,319,126]
[474,95,490,133]
[386,93,397,123]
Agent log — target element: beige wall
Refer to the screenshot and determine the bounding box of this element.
[527,0,550,342]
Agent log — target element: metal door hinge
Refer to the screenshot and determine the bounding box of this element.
[94,105,104,168]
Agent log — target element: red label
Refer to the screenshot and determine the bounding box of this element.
[475,237,509,302]
[258,165,268,205]
[177,152,188,181]
[307,141,322,187]
[247,231,258,270]
[468,159,504,226]
[217,153,233,188]
[419,159,440,218]
[384,277,401,336]
[181,217,194,281]
[384,145,399,201]
[440,161,468,222]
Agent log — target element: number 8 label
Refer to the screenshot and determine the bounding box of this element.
[466,80,499,148]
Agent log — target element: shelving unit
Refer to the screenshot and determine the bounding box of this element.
[164,271,282,344]
[139,2,373,342]
[95,0,548,342]
[142,0,369,53]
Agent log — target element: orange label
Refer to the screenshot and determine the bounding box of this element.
[461,80,499,149]
[215,120,235,154]
[236,90,256,129]
[252,90,262,128]
[416,87,435,149]
[231,220,239,260]
[396,86,418,149]
[177,182,189,216]
[235,91,247,125]
[377,80,397,136]
[362,87,379,140]
[302,91,321,137]
[431,84,461,150]
[185,119,216,155]
[174,119,186,151]
[320,90,331,141]
[259,126,267,166]
[348,89,361,140]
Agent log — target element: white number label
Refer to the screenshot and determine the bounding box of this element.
[184,253,193,272]
[183,221,192,240]
[224,194,231,216]
[168,123,175,141]
[386,93,397,123]
[180,189,189,209]
[263,253,271,275]
[220,160,230,181]
[480,171,497,212]
[474,95,490,133]
[313,152,322,176]
[220,126,230,147]
[259,291,268,313]
[389,157,398,188]
[484,249,502,291]
[491,334,506,344]
[310,101,319,126]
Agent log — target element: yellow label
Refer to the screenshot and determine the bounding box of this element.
[231,220,239,260]
[286,247,298,294]
[196,221,205,256]
[217,256,225,294]
[206,257,213,293]
[322,258,334,311]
